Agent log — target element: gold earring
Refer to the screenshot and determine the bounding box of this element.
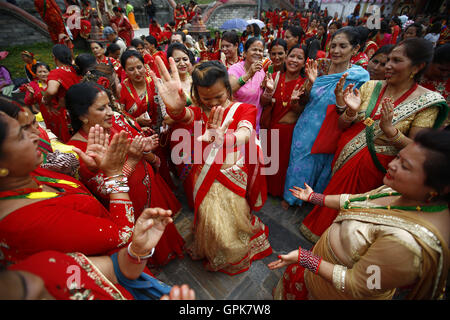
[82,118,88,124]
[0,168,9,177]
[410,73,415,79]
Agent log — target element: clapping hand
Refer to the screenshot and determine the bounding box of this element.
[305,58,318,84]
[128,135,146,162]
[72,124,109,173]
[291,83,306,105]
[334,73,349,107]
[343,83,361,113]
[143,133,159,153]
[379,97,396,136]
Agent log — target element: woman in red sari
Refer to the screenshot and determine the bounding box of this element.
[260,46,316,199]
[174,3,188,30]
[152,58,272,275]
[41,44,81,143]
[90,41,122,79]
[2,206,194,300]
[22,62,50,114]
[299,38,449,243]
[0,113,136,266]
[119,50,175,188]
[111,7,134,47]
[66,82,184,267]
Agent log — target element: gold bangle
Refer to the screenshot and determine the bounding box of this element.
[342,110,357,122]
[332,264,347,292]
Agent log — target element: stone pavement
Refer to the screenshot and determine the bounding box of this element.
[150,176,315,300]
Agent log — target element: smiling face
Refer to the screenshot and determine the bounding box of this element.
[285,47,305,74]
[196,80,229,110]
[171,49,192,77]
[244,40,264,64]
[79,91,113,130]
[0,115,41,177]
[367,53,388,80]
[329,33,358,66]
[384,45,418,85]
[269,44,287,70]
[383,142,434,201]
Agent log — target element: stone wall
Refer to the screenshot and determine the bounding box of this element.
[206,4,257,30]
[0,12,50,47]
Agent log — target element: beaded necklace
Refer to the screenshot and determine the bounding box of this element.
[343,192,447,212]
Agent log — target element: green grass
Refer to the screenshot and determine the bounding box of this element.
[2,41,90,80]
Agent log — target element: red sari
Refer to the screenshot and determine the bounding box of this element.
[0,167,135,266]
[174,7,187,29]
[34,0,70,45]
[364,41,379,60]
[45,66,81,143]
[183,103,272,275]
[110,15,134,46]
[67,113,184,267]
[266,73,306,197]
[350,52,369,69]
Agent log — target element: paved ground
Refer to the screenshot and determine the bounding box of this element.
[150,174,315,300]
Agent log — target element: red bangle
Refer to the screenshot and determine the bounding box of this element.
[307,192,326,206]
[167,107,186,122]
[298,246,322,274]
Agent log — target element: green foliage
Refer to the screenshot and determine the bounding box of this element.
[1,41,90,79]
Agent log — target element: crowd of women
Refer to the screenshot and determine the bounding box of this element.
[0,3,449,301]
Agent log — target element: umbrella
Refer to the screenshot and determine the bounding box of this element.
[220,18,249,31]
[246,19,265,28]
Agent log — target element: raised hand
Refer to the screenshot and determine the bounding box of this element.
[291,83,306,105]
[264,72,275,92]
[98,131,130,176]
[305,58,318,84]
[343,83,361,112]
[267,249,298,270]
[334,72,349,107]
[72,124,109,173]
[150,56,187,115]
[289,183,314,202]
[197,106,233,148]
[129,207,173,256]
[379,97,396,137]
[160,284,196,300]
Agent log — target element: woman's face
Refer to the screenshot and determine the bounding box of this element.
[80,91,113,129]
[328,24,338,35]
[90,42,104,58]
[196,80,229,110]
[383,142,433,201]
[17,107,41,138]
[284,30,299,49]
[136,44,146,57]
[285,47,305,74]
[171,49,192,77]
[144,40,155,52]
[0,115,41,177]
[404,26,418,40]
[21,54,33,64]
[317,25,326,38]
[36,65,49,82]
[310,19,318,28]
[269,45,287,69]
[125,56,146,83]
[329,33,357,65]
[384,45,417,85]
[221,39,238,60]
[244,40,264,64]
[367,53,388,80]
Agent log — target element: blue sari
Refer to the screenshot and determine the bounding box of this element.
[283,64,369,206]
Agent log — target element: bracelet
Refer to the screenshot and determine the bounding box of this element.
[167,106,187,122]
[127,243,155,264]
[142,149,153,155]
[105,174,125,181]
[342,109,357,123]
[298,246,322,274]
[332,264,347,292]
[307,192,326,206]
[385,128,404,145]
[122,162,134,177]
[238,76,247,86]
[105,176,129,194]
[336,103,347,112]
